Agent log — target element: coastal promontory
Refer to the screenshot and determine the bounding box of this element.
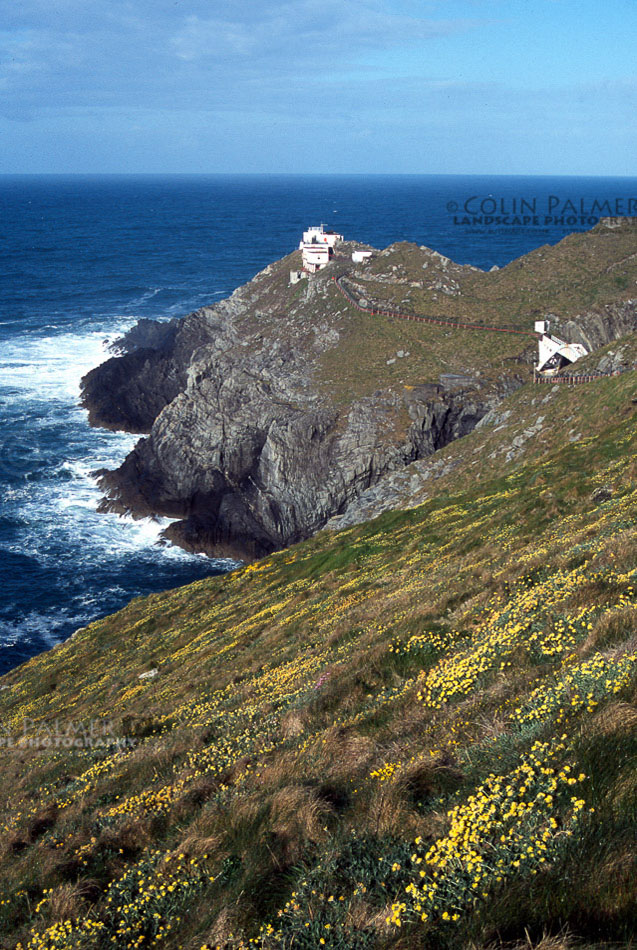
[82,219,637,558]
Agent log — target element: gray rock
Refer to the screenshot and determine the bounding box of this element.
[86,260,518,558]
[551,300,637,353]
[592,485,613,503]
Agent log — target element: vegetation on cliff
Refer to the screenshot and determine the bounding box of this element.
[1,350,635,948]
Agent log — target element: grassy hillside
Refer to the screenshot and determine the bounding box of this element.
[325,333,637,528]
[353,222,637,326]
[0,369,636,949]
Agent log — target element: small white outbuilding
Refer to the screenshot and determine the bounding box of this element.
[535,320,588,375]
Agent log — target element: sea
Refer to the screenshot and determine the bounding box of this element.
[1,174,635,674]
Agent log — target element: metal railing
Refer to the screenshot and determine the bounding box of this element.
[533,366,634,384]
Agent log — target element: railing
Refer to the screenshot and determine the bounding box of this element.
[332,275,635,387]
[333,275,538,338]
[533,367,633,384]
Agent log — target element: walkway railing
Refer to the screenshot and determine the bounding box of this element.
[533,367,633,384]
[333,275,538,338]
[332,275,635,386]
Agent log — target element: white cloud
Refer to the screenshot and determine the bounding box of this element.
[1,0,634,173]
[171,1,475,64]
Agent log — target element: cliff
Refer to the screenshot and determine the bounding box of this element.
[81,218,637,558]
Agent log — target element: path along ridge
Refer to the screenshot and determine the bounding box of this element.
[332,275,635,385]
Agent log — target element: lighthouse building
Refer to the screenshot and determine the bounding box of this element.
[299,224,343,273]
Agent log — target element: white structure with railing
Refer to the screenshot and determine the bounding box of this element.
[300,224,343,248]
[535,320,588,375]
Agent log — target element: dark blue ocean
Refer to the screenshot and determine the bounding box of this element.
[1,174,635,673]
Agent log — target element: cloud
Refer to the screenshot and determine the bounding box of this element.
[1,0,634,173]
[0,0,480,117]
[171,1,473,64]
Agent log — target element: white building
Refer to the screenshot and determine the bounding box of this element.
[300,224,343,249]
[535,320,588,375]
[352,250,373,263]
[299,224,343,273]
[302,244,331,273]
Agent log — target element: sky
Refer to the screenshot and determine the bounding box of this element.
[0,0,635,175]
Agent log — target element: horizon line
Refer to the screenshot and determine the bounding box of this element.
[1,171,636,180]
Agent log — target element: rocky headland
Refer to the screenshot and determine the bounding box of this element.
[81,218,637,559]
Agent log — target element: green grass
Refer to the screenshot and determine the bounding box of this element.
[236,224,637,412]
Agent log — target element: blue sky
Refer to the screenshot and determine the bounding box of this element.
[0,0,635,174]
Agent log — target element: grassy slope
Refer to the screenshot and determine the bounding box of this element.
[356,224,637,326]
[0,365,635,949]
[240,249,533,412]
[325,333,637,522]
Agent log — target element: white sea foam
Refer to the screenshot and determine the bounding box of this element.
[0,322,134,405]
[129,288,162,307]
[0,319,229,566]
[0,593,131,655]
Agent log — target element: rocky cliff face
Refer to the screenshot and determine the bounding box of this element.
[82,316,214,433]
[91,279,513,558]
[552,300,637,352]
[100,377,510,559]
[82,221,637,559]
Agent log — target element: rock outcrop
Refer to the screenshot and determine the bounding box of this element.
[550,300,637,353]
[82,316,215,433]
